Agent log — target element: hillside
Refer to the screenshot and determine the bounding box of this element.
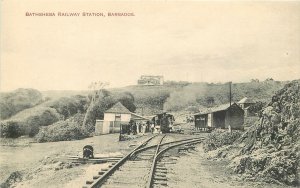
[203,80,300,186]
[38,80,286,116]
[0,79,289,138]
[0,88,43,120]
[111,80,286,115]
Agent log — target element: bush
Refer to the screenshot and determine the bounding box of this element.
[46,95,88,119]
[203,130,242,151]
[0,121,25,138]
[35,119,89,143]
[1,107,61,138]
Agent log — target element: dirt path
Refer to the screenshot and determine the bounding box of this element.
[1,134,151,187]
[166,143,295,188]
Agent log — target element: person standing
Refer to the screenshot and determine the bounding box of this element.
[138,122,142,134]
[133,122,137,135]
[151,122,155,134]
[142,123,146,135]
[228,125,232,134]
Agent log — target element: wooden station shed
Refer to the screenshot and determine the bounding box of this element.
[95,102,150,135]
[194,103,244,130]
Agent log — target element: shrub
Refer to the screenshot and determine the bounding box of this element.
[35,119,89,143]
[203,130,242,151]
[1,107,61,138]
[46,95,88,119]
[0,121,25,138]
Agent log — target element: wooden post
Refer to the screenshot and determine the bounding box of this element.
[229,81,232,106]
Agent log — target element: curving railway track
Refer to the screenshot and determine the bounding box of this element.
[83,134,204,188]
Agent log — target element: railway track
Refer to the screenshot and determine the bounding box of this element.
[83,134,204,188]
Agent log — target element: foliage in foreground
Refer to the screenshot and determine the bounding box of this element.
[203,130,242,152]
[35,114,89,143]
[203,80,300,186]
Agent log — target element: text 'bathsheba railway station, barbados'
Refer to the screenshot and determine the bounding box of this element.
[25,12,135,17]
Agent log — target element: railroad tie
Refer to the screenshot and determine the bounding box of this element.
[155,173,167,177]
[86,180,94,184]
[156,167,167,170]
[93,175,100,179]
[178,147,189,152]
[153,180,168,186]
[98,171,105,175]
[140,153,154,156]
[161,161,176,164]
[156,170,167,174]
[154,176,167,181]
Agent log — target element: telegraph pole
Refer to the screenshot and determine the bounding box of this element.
[229,81,232,106]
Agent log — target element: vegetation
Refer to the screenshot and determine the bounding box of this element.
[0,121,25,138]
[0,95,88,138]
[0,88,43,119]
[45,95,88,120]
[0,79,289,139]
[203,130,242,152]
[163,80,285,112]
[0,107,60,138]
[83,89,136,133]
[248,101,266,116]
[35,114,89,142]
[203,80,300,186]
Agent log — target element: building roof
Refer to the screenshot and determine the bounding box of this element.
[194,103,237,115]
[130,112,151,120]
[237,97,254,104]
[105,102,131,114]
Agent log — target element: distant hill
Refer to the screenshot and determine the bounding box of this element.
[110,80,287,114]
[0,80,290,119]
[0,79,294,138]
[37,80,290,115]
[0,88,43,120]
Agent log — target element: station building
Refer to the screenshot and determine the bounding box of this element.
[95,102,149,135]
[194,103,244,130]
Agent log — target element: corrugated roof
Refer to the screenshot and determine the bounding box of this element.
[237,97,254,104]
[194,103,236,115]
[105,102,131,114]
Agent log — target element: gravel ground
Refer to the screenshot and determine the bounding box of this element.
[165,143,295,188]
[2,131,288,188]
[0,134,153,187]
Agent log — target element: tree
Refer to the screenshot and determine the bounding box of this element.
[115,92,136,112]
[83,82,110,133]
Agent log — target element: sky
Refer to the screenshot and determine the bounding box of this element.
[1,1,300,91]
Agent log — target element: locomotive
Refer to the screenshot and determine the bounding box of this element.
[151,112,175,133]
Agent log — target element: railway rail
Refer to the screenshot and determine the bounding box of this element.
[82,134,204,188]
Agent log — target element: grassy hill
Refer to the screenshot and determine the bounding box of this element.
[0,79,291,138]
[111,80,286,114]
[38,80,287,115]
[0,88,43,120]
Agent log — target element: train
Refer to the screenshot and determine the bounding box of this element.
[151,112,175,133]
